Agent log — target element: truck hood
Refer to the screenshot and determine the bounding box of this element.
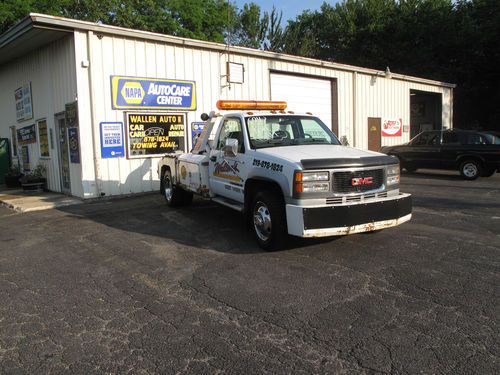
[256,145,397,169]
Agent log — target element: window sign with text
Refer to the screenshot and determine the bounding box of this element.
[38,119,49,157]
[15,83,33,122]
[126,113,186,158]
[100,122,125,158]
[17,124,36,145]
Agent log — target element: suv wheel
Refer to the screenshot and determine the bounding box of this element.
[459,160,482,180]
[251,190,287,251]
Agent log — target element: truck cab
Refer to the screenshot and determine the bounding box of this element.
[158,100,412,250]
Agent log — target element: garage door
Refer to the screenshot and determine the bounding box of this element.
[270,73,334,131]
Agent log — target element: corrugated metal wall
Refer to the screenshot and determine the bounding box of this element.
[0,36,78,193]
[354,74,452,148]
[75,30,453,198]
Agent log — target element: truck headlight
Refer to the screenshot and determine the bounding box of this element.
[302,182,330,193]
[386,165,400,186]
[302,171,329,181]
[294,171,330,193]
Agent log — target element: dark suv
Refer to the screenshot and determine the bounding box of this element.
[381,129,500,180]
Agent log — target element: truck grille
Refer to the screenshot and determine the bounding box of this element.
[332,169,384,193]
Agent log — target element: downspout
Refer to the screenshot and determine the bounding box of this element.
[85,30,101,197]
[352,71,357,147]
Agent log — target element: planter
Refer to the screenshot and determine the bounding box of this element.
[21,178,46,192]
[4,174,23,188]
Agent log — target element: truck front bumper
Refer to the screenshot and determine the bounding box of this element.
[286,193,412,238]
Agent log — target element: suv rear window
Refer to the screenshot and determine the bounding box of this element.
[464,133,488,145]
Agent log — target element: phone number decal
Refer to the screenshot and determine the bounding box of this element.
[253,159,283,172]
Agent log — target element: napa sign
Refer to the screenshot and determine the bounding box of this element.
[111,76,196,110]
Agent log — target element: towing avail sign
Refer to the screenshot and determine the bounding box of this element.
[126,113,186,158]
[111,76,196,110]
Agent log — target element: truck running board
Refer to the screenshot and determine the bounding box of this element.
[212,197,244,212]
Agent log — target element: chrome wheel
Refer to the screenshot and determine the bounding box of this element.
[164,175,172,202]
[253,201,272,242]
[462,162,478,178]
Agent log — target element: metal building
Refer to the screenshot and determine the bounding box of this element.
[0,14,455,198]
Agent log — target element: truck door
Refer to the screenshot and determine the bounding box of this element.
[208,117,247,202]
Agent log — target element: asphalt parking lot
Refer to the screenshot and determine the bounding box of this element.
[0,170,499,374]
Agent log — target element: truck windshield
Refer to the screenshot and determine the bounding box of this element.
[245,115,340,149]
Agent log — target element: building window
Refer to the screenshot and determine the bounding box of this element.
[37,119,50,157]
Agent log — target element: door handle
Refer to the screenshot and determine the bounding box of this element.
[210,156,217,162]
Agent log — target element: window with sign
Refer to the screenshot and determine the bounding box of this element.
[37,119,50,157]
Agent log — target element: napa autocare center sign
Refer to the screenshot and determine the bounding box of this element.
[127,113,186,158]
[111,76,196,110]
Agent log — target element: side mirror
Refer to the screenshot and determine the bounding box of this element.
[200,113,209,121]
[223,138,238,157]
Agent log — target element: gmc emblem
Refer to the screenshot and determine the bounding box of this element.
[352,177,373,186]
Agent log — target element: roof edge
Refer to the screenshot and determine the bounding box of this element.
[0,15,34,49]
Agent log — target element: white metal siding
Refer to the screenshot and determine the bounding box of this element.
[270,73,333,130]
[0,36,77,193]
[73,30,453,198]
[354,73,452,148]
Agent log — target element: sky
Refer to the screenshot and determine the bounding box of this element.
[234,1,338,25]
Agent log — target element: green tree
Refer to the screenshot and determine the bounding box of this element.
[235,2,268,49]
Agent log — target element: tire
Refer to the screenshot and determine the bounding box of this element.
[403,164,417,173]
[162,169,186,207]
[459,159,482,180]
[251,190,288,251]
[481,168,496,177]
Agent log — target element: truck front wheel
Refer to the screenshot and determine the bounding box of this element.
[163,170,192,207]
[251,191,288,251]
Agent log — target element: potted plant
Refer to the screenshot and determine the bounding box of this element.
[19,164,47,191]
[4,164,24,188]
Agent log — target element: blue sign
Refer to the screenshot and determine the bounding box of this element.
[191,122,206,148]
[68,127,80,164]
[100,122,124,158]
[111,76,196,110]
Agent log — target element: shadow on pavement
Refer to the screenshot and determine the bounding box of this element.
[57,194,337,254]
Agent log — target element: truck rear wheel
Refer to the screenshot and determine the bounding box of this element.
[251,190,288,251]
[163,170,190,207]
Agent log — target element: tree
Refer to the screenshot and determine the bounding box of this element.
[263,6,284,52]
[234,2,268,49]
[281,0,500,130]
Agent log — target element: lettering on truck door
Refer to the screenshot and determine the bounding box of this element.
[208,117,247,202]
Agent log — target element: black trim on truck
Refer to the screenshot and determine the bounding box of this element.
[303,195,412,230]
[300,155,399,170]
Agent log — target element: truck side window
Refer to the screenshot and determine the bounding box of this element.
[216,118,244,153]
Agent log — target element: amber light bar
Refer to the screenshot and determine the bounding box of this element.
[216,100,287,110]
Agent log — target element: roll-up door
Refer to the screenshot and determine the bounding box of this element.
[270,73,337,134]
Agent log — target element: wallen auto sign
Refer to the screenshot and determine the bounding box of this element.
[382,118,403,137]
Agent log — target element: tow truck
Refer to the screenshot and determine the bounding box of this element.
[157,100,412,250]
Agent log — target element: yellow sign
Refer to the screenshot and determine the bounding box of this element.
[120,82,145,105]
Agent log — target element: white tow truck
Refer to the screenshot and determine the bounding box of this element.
[157,100,412,250]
